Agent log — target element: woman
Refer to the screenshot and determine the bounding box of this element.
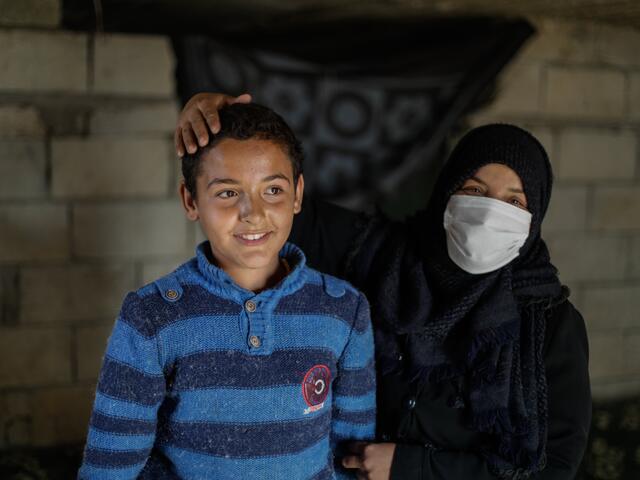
[175,95,591,480]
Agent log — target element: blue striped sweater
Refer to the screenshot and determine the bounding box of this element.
[79,242,376,479]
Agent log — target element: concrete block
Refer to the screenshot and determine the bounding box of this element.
[623,333,640,376]
[631,236,640,278]
[592,186,640,230]
[0,106,46,136]
[76,324,112,381]
[19,264,135,323]
[582,285,640,330]
[630,73,640,120]
[557,128,636,180]
[543,185,588,232]
[546,233,627,282]
[38,106,88,136]
[0,327,71,387]
[483,61,541,115]
[2,391,31,417]
[90,102,179,134]
[31,386,94,446]
[592,23,640,68]
[0,29,86,92]
[591,378,640,401]
[93,34,175,96]
[589,331,625,380]
[0,205,69,262]
[0,139,47,198]
[544,67,625,119]
[0,391,32,447]
[73,201,190,257]
[0,267,19,325]
[0,0,60,28]
[141,259,184,285]
[52,138,171,198]
[520,19,596,64]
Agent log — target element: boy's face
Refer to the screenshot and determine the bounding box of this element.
[181,138,303,275]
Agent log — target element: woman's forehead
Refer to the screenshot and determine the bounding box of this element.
[472,163,523,186]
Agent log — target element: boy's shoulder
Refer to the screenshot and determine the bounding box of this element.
[292,266,369,331]
[130,257,199,302]
[301,265,361,299]
[293,265,369,325]
[117,257,238,336]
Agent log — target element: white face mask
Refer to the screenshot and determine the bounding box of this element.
[443,195,532,274]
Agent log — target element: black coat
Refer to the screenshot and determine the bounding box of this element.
[290,198,591,480]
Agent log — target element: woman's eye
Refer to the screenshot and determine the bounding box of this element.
[463,186,483,195]
[510,198,527,209]
[217,190,237,199]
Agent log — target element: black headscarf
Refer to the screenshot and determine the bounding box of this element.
[350,124,565,478]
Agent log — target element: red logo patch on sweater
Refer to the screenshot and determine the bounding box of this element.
[302,364,331,414]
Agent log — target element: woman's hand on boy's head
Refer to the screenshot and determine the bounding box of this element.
[175,92,252,157]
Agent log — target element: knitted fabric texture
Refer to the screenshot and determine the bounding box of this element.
[78,242,376,480]
[350,124,563,479]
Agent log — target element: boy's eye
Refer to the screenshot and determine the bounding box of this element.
[216,190,238,199]
[265,186,283,195]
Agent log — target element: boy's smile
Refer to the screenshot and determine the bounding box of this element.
[180,137,303,292]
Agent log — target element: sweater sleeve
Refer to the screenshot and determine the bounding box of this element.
[78,292,166,479]
[332,292,377,479]
[390,300,592,480]
[289,196,364,277]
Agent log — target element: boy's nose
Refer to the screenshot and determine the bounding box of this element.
[239,195,265,223]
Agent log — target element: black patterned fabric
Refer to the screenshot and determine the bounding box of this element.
[173,19,533,209]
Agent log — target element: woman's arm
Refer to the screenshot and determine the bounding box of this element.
[539,300,592,478]
[290,196,364,277]
[390,300,591,480]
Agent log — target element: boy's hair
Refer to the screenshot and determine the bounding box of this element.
[182,103,304,196]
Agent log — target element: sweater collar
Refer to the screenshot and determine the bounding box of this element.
[195,241,307,303]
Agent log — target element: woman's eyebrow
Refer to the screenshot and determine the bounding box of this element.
[508,187,525,194]
[467,176,487,186]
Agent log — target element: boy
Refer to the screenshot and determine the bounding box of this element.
[78,103,376,479]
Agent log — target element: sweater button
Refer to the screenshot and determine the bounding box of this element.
[245,300,256,313]
[249,335,261,348]
[165,289,178,300]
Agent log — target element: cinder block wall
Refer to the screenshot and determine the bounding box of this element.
[0,5,638,448]
[469,19,640,401]
[0,2,189,448]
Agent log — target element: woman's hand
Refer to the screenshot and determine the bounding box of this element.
[174,92,252,156]
[342,441,396,480]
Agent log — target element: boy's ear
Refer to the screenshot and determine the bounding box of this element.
[179,181,200,221]
[293,174,304,214]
